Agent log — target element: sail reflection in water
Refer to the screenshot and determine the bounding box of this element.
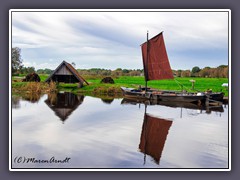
[44,92,84,123]
[139,107,173,165]
[122,98,226,166]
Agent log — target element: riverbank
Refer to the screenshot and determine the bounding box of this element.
[12,75,229,97]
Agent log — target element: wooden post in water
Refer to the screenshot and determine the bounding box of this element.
[205,94,209,106]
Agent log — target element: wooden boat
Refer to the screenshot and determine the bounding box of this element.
[154,92,206,103]
[121,87,205,103]
[121,31,206,103]
[120,87,153,100]
[205,91,225,102]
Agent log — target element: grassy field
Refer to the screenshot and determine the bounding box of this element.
[12,74,229,97]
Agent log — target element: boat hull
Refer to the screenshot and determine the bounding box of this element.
[121,87,152,100]
[121,87,206,103]
[207,92,224,102]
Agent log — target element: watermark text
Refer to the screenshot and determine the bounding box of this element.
[14,156,71,164]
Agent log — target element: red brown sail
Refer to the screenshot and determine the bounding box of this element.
[141,32,174,81]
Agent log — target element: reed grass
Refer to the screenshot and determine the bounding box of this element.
[22,82,42,94]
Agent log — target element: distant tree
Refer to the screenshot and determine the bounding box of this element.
[199,67,211,77]
[71,62,76,68]
[191,66,201,76]
[12,47,23,74]
[112,68,123,76]
[192,66,200,73]
[20,66,35,74]
[122,69,129,74]
[36,69,44,74]
[44,68,53,74]
[218,65,228,68]
[222,66,228,78]
[212,68,220,78]
[115,68,122,71]
[181,70,191,77]
[129,70,139,76]
[216,65,228,78]
[177,70,182,77]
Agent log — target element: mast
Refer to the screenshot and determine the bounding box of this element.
[143,103,147,165]
[145,31,149,92]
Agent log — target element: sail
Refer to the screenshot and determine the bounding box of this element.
[141,32,174,81]
[139,113,172,164]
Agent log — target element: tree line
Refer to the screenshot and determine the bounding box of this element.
[172,65,228,78]
[77,68,144,77]
[12,47,228,78]
[77,66,228,78]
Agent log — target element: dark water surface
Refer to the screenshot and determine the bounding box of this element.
[12,93,229,169]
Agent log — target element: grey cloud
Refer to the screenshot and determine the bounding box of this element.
[66,18,141,48]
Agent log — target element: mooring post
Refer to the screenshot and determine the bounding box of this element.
[189,79,196,90]
[205,94,209,106]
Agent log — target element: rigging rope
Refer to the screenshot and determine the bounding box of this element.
[174,79,202,93]
[174,79,191,92]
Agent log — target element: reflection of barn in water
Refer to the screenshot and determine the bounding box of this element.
[139,108,173,165]
[45,92,84,123]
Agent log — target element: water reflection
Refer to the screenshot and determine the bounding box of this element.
[12,96,21,109]
[139,105,173,165]
[12,94,228,169]
[121,98,224,115]
[44,92,84,123]
[22,93,42,103]
[101,98,114,104]
[12,93,44,109]
[121,98,226,165]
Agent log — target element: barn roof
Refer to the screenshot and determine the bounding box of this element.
[45,60,89,85]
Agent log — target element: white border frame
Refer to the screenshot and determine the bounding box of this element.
[9,9,231,171]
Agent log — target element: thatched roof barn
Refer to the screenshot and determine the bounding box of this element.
[45,61,88,86]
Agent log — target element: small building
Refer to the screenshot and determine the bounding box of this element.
[45,61,88,86]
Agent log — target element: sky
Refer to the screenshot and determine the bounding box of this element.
[11,10,230,70]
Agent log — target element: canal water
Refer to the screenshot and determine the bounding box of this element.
[11,92,229,169]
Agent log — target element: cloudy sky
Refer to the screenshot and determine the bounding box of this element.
[11,10,229,70]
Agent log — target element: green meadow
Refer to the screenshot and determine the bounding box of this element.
[12,75,229,97]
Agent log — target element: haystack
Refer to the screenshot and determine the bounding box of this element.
[22,73,41,82]
[100,77,114,84]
